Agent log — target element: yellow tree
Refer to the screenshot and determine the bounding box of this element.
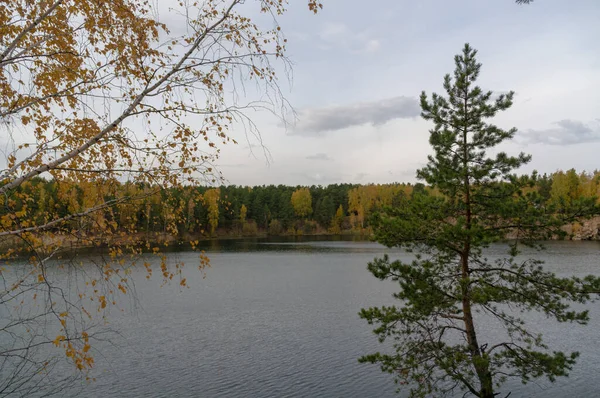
[186,196,197,233]
[204,188,221,235]
[330,204,345,233]
[291,187,312,218]
[348,184,411,229]
[550,169,583,207]
[240,203,248,224]
[0,0,322,395]
[577,171,599,199]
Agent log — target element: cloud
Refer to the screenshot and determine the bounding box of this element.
[306,153,333,161]
[290,96,420,136]
[218,163,248,168]
[364,39,381,53]
[520,119,600,145]
[319,22,381,54]
[320,22,347,41]
[295,172,342,184]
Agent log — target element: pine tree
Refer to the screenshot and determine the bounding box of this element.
[359,44,600,398]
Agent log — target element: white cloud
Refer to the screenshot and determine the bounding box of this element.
[318,22,382,53]
[320,22,348,42]
[306,153,333,161]
[364,39,381,53]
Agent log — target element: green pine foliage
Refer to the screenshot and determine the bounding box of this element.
[359,44,600,398]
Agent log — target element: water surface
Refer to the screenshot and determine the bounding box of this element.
[66,238,600,397]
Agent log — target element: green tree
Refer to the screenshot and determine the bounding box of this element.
[315,195,335,227]
[359,44,600,398]
[411,182,426,198]
[278,190,295,228]
[262,203,271,228]
[251,189,266,227]
[537,173,553,203]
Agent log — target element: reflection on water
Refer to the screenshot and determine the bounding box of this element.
[195,234,379,253]
[29,237,600,397]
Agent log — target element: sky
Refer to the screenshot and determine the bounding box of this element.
[201,0,600,186]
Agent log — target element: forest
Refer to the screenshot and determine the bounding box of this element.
[9,1,598,397]
[3,168,599,249]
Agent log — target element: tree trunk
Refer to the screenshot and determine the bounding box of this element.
[460,251,494,397]
[461,83,494,397]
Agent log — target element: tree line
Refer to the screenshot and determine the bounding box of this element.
[3,169,599,247]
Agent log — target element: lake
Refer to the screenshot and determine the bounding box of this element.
[56,238,600,397]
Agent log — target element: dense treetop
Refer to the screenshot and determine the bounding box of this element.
[2,169,598,245]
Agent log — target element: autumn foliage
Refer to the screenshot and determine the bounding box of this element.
[0,0,322,395]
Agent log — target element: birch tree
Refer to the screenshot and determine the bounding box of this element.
[0,0,322,395]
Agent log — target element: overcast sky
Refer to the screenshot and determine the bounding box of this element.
[215,0,600,186]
